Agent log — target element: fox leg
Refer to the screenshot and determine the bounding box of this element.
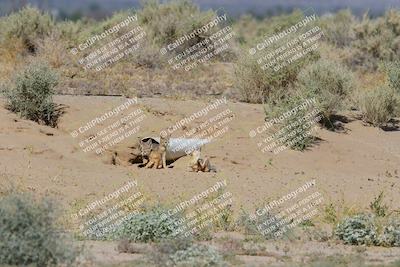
[162,152,167,169]
[145,160,155,168]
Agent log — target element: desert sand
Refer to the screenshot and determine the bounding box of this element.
[0,95,399,211]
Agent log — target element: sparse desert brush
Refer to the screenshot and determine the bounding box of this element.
[139,0,215,49]
[57,20,90,46]
[335,214,378,245]
[384,60,400,93]
[149,238,226,267]
[234,54,270,103]
[36,33,74,69]
[349,9,400,70]
[235,53,318,104]
[379,217,400,247]
[133,39,165,69]
[0,37,26,83]
[0,6,54,53]
[138,0,234,67]
[4,61,61,127]
[233,10,306,47]
[319,9,356,48]
[297,59,354,124]
[369,191,389,217]
[357,86,398,127]
[264,92,319,151]
[90,9,137,36]
[235,14,319,104]
[0,193,79,266]
[235,208,288,240]
[108,206,181,242]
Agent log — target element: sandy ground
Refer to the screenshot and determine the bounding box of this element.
[1,95,400,265]
[80,236,400,266]
[0,95,399,211]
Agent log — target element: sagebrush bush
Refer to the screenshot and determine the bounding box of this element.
[379,218,400,247]
[139,0,215,50]
[264,93,320,151]
[335,214,378,245]
[0,6,54,52]
[385,60,400,93]
[234,55,271,103]
[57,20,89,46]
[150,238,226,267]
[234,10,320,104]
[319,10,356,48]
[137,0,235,68]
[350,10,400,70]
[357,86,398,127]
[369,191,389,217]
[0,193,78,266]
[109,207,181,242]
[297,59,354,122]
[235,48,318,104]
[133,39,165,69]
[236,209,289,239]
[5,61,61,127]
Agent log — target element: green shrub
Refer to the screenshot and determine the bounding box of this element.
[350,10,400,70]
[150,238,226,267]
[319,9,356,47]
[234,10,320,104]
[0,6,54,52]
[136,0,233,68]
[335,214,378,245]
[297,59,354,122]
[234,55,271,103]
[139,0,215,51]
[133,39,165,69]
[235,49,318,104]
[5,61,61,127]
[109,207,181,242]
[0,193,78,266]
[236,209,289,239]
[369,191,389,217]
[357,86,398,127]
[385,60,400,93]
[264,93,320,151]
[379,218,400,247]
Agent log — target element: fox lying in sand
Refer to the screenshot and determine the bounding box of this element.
[189,150,216,172]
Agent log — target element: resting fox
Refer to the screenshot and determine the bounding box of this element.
[189,150,216,172]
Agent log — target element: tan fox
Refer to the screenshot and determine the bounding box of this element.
[145,133,170,169]
[189,150,216,172]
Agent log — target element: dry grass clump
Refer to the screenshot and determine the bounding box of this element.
[357,86,398,127]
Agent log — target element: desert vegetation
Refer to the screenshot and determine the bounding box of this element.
[0,192,79,266]
[0,1,398,148]
[0,0,400,266]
